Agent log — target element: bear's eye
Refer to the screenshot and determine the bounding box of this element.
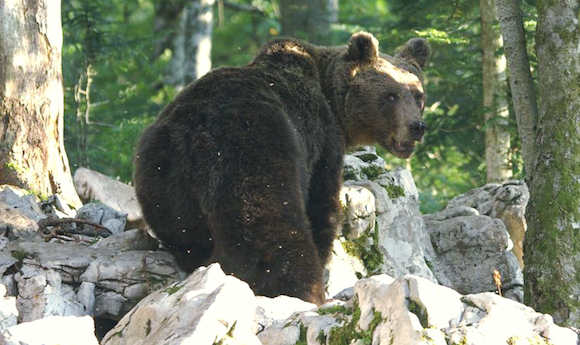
[413,92,424,108]
[386,93,397,103]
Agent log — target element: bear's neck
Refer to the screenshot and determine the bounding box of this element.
[313,47,352,144]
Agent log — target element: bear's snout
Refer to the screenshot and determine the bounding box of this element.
[410,120,427,141]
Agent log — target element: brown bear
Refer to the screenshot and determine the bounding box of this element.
[134,32,430,305]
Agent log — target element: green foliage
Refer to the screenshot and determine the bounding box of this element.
[62,0,176,182]
[10,250,28,261]
[342,223,384,275]
[327,302,384,345]
[163,283,182,295]
[359,165,385,180]
[145,319,152,336]
[318,305,353,316]
[383,183,405,199]
[296,323,308,345]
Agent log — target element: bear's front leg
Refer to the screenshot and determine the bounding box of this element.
[306,150,344,265]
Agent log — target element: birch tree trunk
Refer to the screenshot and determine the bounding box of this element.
[168,0,216,89]
[495,0,538,176]
[525,0,580,326]
[480,1,512,183]
[280,0,338,44]
[0,0,81,208]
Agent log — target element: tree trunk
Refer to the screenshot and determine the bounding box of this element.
[152,0,189,61]
[481,0,512,183]
[0,0,81,208]
[280,0,338,44]
[168,0,216,89]
[495,0,538,177]
[525,0,580,326]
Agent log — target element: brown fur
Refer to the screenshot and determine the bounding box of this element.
[134,32,430,304]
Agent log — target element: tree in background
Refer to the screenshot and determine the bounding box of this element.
[496,0,537,177]
[280,0,338,44]
[0,0,81,208]
[523,0,580,326]
[155,0,216,88]
[480,0,512,183]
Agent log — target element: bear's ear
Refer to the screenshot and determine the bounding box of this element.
[347,32,380,65]
[396,38,431,69]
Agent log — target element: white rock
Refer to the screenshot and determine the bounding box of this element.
[77,282,96,316]
[0,284,17,331]
[102,263,260,345]
[446,180,529,268]
[74,168,144,229]
[255,295,316,331]
[14,266,87,322]
[257,321,301,345]
[355,275,424,344]
[259,274,579,345]
[0,202,38,241]
[91,229,159,251]
[406,275,464,329]
[76,203,127,235]
[325,238,367,298]
[339,185,376,240]
[0,250,16,276]
[453,293,579,345]
[424,212,524,300]
[0,186,45,222]
[0,315,98,345]
[258,308,341,345]
[10,241,183,321]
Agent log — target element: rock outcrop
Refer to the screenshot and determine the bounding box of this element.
[0,162,559,345]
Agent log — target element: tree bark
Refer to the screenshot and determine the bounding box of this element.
[0,0,81,208]
[495,0,538,177]
[481,1,512,183]
[525,0,580,326]
[280,0,338,44]
[167,0,216,88]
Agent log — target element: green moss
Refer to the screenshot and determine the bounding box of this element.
[366,311,384,338]
[524,137,580,322]
[420,330,434,342]
[146,276,170,290]
[163,283,182,295]
[214,322,237,345]
[360,165,385,180]
[341,222,384,275]
[27,189,48,201]
[424,257,434,271]
[407,299,428,328]
[507,335,554,345]
[343,169,357,181]
[5,161,25,175]
[11,250,28,261]
[317,330,327,344]
[227,321,237,338]
[342,220,352,237]
[357,154,379,163]
[145,319,152,336]
[383,183,405,199]
[328,303,361,345]
[295,323,308,345]
[327,302,384,345]
[318,305,352,316]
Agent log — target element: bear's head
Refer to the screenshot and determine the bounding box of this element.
[343,32,431,159]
